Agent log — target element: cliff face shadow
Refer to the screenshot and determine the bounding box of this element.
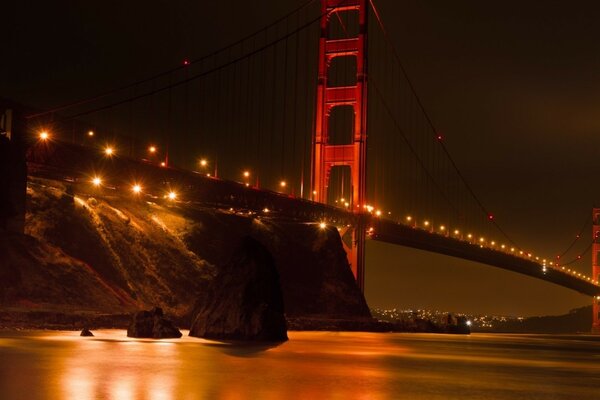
[204,340,285,357]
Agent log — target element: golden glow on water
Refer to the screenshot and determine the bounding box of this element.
[1,330,600,399]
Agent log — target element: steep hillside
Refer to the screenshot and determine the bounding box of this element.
[0,177,369,326]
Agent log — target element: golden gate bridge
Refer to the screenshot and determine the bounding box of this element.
[3,0,599,330]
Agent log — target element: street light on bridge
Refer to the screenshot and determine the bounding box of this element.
[199,158,217,177]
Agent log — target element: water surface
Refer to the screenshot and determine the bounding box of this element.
[1,330,599,399]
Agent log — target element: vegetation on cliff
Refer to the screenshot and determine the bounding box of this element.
[0,177,370,329]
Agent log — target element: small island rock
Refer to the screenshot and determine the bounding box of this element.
[80,328,94,337]
[189,236,288,342]
[127,307,182,339]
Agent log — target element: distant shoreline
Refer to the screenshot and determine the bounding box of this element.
[0,310,470,334]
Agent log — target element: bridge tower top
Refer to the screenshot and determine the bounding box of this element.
[311,0,368,209]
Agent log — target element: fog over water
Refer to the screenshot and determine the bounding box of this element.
[1,330,599,399]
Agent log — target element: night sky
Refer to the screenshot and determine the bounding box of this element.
[3,0,600,316]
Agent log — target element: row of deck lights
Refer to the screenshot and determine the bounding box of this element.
[397,213,599,285]
[39,130,293,195]
[39,131,600,285]
[90,175,177,201]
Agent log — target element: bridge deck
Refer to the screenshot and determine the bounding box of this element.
[371,220,600,297]
[26,140,600,297]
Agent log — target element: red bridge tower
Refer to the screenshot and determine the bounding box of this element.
[593,208,600,333]
[312,0,368,290]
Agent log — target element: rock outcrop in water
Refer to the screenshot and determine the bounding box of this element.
[127,307,182,339]
[189,236,287,341]
[80,328,94,336]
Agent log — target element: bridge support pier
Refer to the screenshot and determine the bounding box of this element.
[0,107,27,235]
[339,219,366,292]
[593,208,600,333]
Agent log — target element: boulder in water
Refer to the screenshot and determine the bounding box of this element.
[127,307,182,339]
[80,327,94,337]
[189,236,287,342]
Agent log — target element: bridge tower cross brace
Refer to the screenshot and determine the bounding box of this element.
[593,208,600,333]
[311,0,368,290]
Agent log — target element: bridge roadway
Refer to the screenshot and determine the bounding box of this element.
[27,140,600,297]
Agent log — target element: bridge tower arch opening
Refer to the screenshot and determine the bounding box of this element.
[311,0,368,290]
[593,208,600,333]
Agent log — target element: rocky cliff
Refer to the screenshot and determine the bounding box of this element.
[0,177,370,328]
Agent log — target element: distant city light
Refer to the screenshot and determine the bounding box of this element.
[280,180,287,188]
[88,130,94,137]
[319,222,327,229]
[92,177,102,187]
[160,161,166,167]
[167,191,177,200]
[200,159,208,167]
[148,145,157,153]
[466,320,472,326]
[243,170,250,178]
[132,184,142,194]
[104,146,114,156]
[39,131,49,141]
[406,216,412,222]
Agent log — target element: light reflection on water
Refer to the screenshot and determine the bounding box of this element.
[1,330,600,399]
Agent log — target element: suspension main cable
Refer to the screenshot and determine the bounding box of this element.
[556,214,591,260]
[367,0,519,248]
[558,241,592,267]
[26,0,320,120]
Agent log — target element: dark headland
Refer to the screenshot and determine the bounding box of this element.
[1,177,366,331]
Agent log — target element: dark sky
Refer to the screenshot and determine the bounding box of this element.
[3,0,600,316]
